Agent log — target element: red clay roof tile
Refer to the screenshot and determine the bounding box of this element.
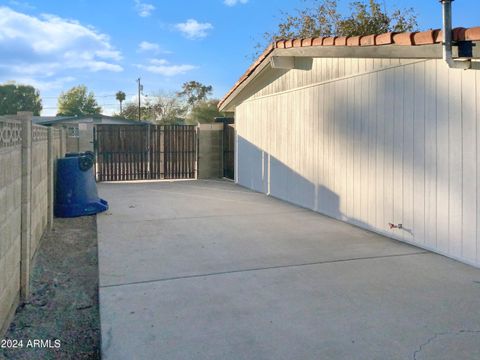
[413,30,435,45]
[465,27,480,41]
[312,37,324,46]
[293,39,302,47]
[347,36,361,46]
[323,37,336,46]
[301,38,313,47]
[393,32,413,45]
[360,34,376,46]
[335,36,347,46]
[376,32,394,45]
[452,27,466,41]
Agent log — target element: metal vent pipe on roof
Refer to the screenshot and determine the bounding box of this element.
[439,0,471,69]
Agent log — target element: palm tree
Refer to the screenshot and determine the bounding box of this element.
[115,91,126,113]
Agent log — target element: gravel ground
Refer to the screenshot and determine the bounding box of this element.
[1,216,100,360]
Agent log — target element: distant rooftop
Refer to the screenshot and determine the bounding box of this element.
[32,114,150,126]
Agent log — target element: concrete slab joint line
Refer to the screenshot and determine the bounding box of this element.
[100,251,429,289]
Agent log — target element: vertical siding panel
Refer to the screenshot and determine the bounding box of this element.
[313,58,321,83]
[353,77,362,223]
[338,79,348,217]
[288,90,295,201]
[365,58,374,72]
[321,82,328,213]
[281,93,288,196]
[352,58,359,76]
[425,60,437,249]
[319,58,325,82]
[317,84,325,209]
[331,80,337,215]
[333,80,341,218]
[346,77,355,219]
[436,61,450,253]
[393,67,405,238]
[403,64,415,243]
[308,86,313,208]
[360,73,369,224]
[368,72,377,228]
[313,86,320,211]
[344,58,352,78]
[413,62,426,244]
[296,90,302,202]
[327,58,333,81]
[303,88,309,206]
[462,70,476,262]
[264,98,269,190]
[338,58,345,78]
[359,58,366,74]
[477,70,480,264]
[376,70,385,231]
[322,82,333,213]
[384,69,395,236]
[449,68,462,257]
[332,58,339,79]
[304,89,311,203]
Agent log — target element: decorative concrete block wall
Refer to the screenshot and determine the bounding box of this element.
[31,126,49,257]
[0,113,66,336]
[0,119,22,339]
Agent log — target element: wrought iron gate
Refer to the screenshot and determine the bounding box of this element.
[94,124,197,181]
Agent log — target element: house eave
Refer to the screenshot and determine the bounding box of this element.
[219,41,480,113]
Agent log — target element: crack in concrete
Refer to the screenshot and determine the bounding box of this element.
[412,329,480,360]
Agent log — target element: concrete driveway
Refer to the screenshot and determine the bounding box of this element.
[97,180,480,360]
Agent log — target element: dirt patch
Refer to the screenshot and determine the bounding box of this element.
[1,216,100,360]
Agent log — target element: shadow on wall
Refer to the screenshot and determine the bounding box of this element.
[237,136,411,238]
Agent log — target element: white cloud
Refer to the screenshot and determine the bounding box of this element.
[138,41,160,52]
[137,59,197,76]
[174,19,213,40]
[8,76,75,91]
[149,59,169,65]
[224,0,248,6]
[0,6,123,82]
[134,0,155,17]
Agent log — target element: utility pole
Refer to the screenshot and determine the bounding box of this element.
[136,78,143,121]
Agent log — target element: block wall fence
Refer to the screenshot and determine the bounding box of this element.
[0,112,66,336]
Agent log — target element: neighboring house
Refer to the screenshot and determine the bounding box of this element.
[219,27,480,267]
[33,114,149,153]
[32,114,149,126]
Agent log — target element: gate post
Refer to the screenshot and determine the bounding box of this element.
[196,123,223,179]
[195,125,199,179]
[147,123,151,179]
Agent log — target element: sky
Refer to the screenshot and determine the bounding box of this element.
[0,0,478,116]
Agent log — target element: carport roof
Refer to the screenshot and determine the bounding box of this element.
[218,26,480,111]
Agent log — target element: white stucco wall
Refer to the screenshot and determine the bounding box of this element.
[235,57,480,267]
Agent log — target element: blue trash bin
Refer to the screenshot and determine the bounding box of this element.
[54,153,108,218]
